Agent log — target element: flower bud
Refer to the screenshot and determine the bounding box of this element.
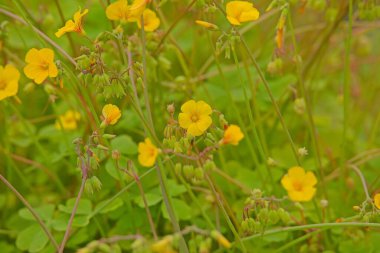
[91,176,102,192]
[268,210,280,224]
[23,82,35,93]
[194,167,204,181]
[183,165,194,180]
[294,98,306,115]
[174,163,182,176]
[103,134,116,139]
[278,208,291,224]
[211,230,231,249]
[320,199,328,208]
[167,103,175,114]
[257,208,269,222]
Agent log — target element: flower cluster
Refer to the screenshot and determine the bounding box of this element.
[106,0,160,31]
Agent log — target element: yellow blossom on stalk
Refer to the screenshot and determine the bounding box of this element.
[178,100,212,137]
[137,9,160,32]
[55,8,88,38]
[226,1,260,26]
[151,236,177,253]
[221,124,244,145]
[211,230,231,249]
[138,138,159,167]
[281,166,317,202]
[102,104,121,126]
[374,193,380,209]
[0,65,20,101]
[55,110,81,130]
[23,48,58,85]
[106,0,147,22]
[195,20,219,30]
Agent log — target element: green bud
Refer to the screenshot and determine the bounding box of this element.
[194,167,204,180]
[278,208,291,224]
[44,84,56,95]
[85,180,94,195]
[174,163,182,176]
[23,82,35,93]
[257,208,269,222]
[91,176,102,192]
[204,160,216,171]
[103,134,116,139]
[183,165,195,180]
[158,56,172,70]
[268,210,280,225]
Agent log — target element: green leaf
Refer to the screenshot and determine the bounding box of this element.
[134,193,162,208]
[111,135,138,155]
[161,199,192,221]
[97,198,124,214]
[19,204,55,221]
[58,198,92,215]
[52,215,90,231]
[16,224,48,252]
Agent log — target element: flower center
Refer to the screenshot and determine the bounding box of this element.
[40,61,49,70]
[191,114,199,122]
[292,181,303,191]
[0,79,6,90]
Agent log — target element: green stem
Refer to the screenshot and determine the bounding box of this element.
[157,159,189,253]
[0,174,59,250]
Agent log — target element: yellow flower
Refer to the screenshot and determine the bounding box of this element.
[151,236,177,253]
[221,124,244,145]
[106,0,147,23]
[226,1,260,26]
[55,110,81,130]
[138,138,159,167]
[178,100,212,137]
[195,20,219,30]
[0,64,20,101]
[137,9,160,32]
[55,8,88,38]
[211,230,231,249]
[374,193,380,209]
[23,48,58,85]
[281,166,317,202]
[102,104,121,125]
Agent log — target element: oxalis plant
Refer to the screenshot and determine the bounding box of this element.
[1,0,380,252]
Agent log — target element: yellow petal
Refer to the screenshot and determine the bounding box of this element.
[304,171,317,187]
[240,9,260,22]
[196,115,212,132]
[187,123,203,136]
[25,48,39,63]
[178,113,192,128]
[55,20,75,38]
[196,100,212,115]
[181,100,197,113]
[49,63,58,78]
[374,193,380,209]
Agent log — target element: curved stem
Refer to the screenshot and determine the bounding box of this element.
[58,177,87,253]
[242,222,380,242]
[0,174,59,250]
[0,7,76,66]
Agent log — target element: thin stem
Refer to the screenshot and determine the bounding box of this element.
[58,177,87,253]
[241,222,380,242]
[134,173,158,240]
[274,228,326,253]
[342,0,353,175]
[349,165,371,201]
[205,175,247,252]
[0,174,59,250]
[212,1,301,166]
[0,8,76,66]
[53,0,77,55]
[156,159,189,253]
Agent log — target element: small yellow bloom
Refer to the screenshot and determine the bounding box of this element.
[137,9,160,32]
[102,104,121,125]
[178,100,212,137]
[55,110,81,130]
[211,230,231,249]
[151,236,177,253]
[195,20,218,30]
[0,64,20,101]
[138,138,159,167]
[281,166,317,202]
[24,48,58,85]
[374,193,380,209]
[106,0,147,23]
[55,8,88,38]
[226,1,260,26]
[221,124,244,145]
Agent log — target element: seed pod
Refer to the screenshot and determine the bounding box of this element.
[268,210,280,225]
[194,167,204,180]
[174,163,182,176]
